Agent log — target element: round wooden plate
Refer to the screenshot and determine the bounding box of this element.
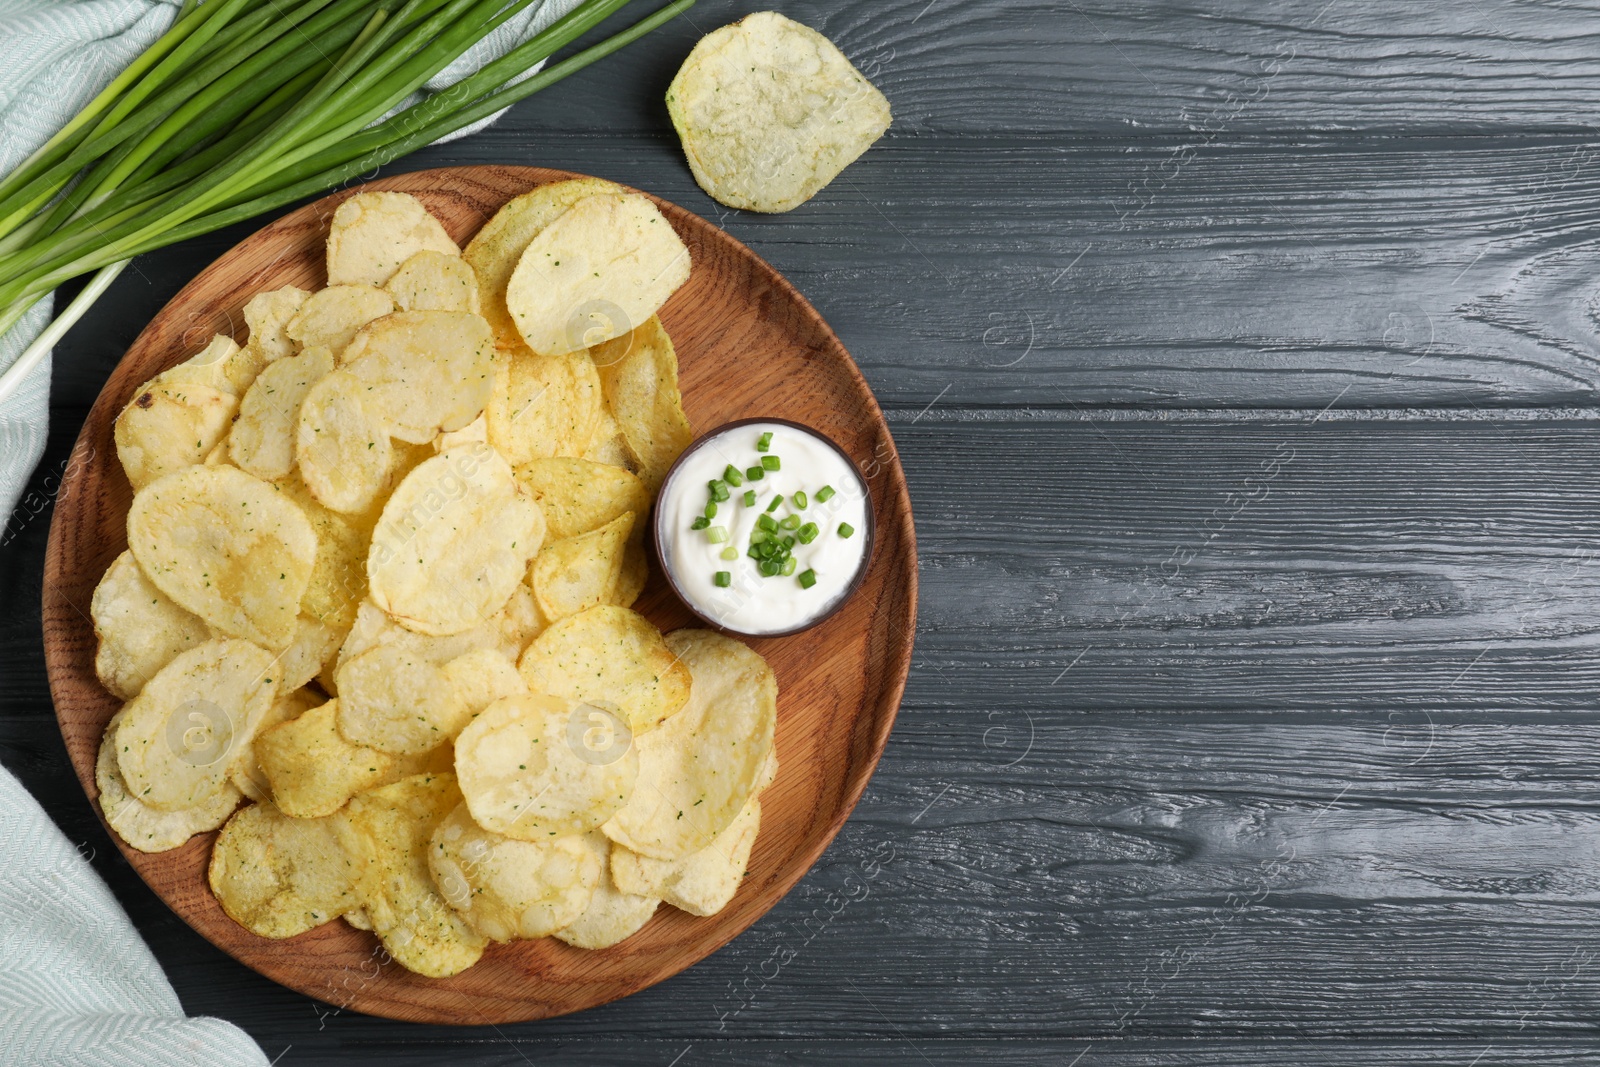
[41,165,916,1024]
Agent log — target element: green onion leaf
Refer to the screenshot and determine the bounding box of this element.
[690,516,709,531]
[797,522,819,544]
[838,522,855,538]
[745,466,763,481]
[723,464,743,486]
[793,490,808,509]
[713,571,731,587]
[798,568,817,589]
[706,525,728,543]
[778,514,800,531]
[765,495,782,513]
[742,489,756,507]
[720,546,738,561]
[780,557,797,576]
[815,485,835,502]
[761,455,780,471]
[756,431,772,452]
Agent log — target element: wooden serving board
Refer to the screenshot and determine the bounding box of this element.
[40,165,916,1025]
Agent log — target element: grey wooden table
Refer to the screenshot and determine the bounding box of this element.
[8,0,1600,1062]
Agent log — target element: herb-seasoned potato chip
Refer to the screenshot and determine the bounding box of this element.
[230,686,320,802]
[345,773,485,977]
[529,512,634,622]
[115,348,240,491]
[583,407,635,469]
[512,458,649,542]
[270,472,375,631]
[518,606,690,735]
[610,796,760,916]
[591,317,691,490]
[208,802,361,937]
[553,832,659,949]
[368,445,543,636]
[666,11,892,214]
[295,368,398,514]
[230,345,334,480]
[128,465,317,647]
[455,692,638,840]
[326,191,459,288]
[603,630,775,860]
[335,586,540,679]
[386,249,480,313]
[92,549,211,700]
[485,346,602,465]
[428,803,599,942]
[242,285,309,361]
[113,638,280,811]
[463,177,624,348]
[344,907,372,930]
[435,412,488,452]
[257,699,422,816]
[340,311,495,444]
[97,710,241,853]
[334,645,522,756]
[273,614,343,693]
[505,192,690,356]
[285,283,394,358]
[153,333,238,393]
[613,541,648,609]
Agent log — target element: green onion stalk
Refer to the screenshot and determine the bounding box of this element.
[0,0,693,402]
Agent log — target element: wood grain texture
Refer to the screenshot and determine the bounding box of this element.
[39,166,916,1024]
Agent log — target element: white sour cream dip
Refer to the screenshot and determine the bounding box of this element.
[657,421,870,636]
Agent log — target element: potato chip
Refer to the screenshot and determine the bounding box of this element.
[553,832,659,949]
[92,549,211,700]
[504,193,690,356]
[583,407,635,469]
[155,333,238,393]
[463,177,624,348]
[230,686,320,802]
[427,803,598,942]
[612,541,648,609]
[609,796,759,916]
[386,249,480,314]
[602,630,775,860]
[591,317,692,490]
[454,692,638,840]
[257,699,417,817]
[209,802,361,937]
[128,464,317,647]
[113,638,280,811]
[528,512,634,622]
[484,346,602,465]
[367,445,543,636]
[340,311,495,444]
[344,907,372,930]
[285,283,394,358]
[295,368,398,514]
[326,191,459,288]
[334,645,522,756]
[229,345,334,480]
[242,284,310,362]
[344,773,485,977]
[666,11,891,213]
[512,458,649,542]
[335,586,540,679]
[270,472,374,631]
[97,710,241,853]
[115,354,239,491]
[518,606,690,735]
[272,614,343,694]
[435,412,488,452]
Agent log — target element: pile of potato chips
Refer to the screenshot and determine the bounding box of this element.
[91,183,778,976]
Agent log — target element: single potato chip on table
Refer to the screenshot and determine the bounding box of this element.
[367,444,543,636]
[455,691,639,840]
[666,10,892,213]
[326,191,459,288]
[97,709,241,853]
[128,464,317,648]
[428,803,599,942]
[344,772,486,977]
[463,177,625,349]
[518,605,690,735]
[113,638,280,812]
[602,630,776,860]
[591,316,692,490]
[91,549,211,700]
[504,192,690,356]
[209,802,361,938]
[554,831,659,949]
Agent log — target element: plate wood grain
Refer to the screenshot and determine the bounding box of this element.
[41,165,916,1025]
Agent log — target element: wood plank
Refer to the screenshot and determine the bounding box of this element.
[53,136,1600,412]
[493,0,1600,136]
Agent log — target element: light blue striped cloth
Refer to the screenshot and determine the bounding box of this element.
[0,2,581,1062]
